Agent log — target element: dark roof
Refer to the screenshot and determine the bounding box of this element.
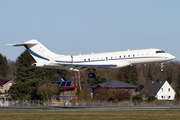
[142,80,166,95]
[90,80,137,89]
[0,79,14,87]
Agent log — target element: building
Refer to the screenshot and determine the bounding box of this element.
[51,81,78,106]
[0,78,15,101]
[141,80,176,100]
[90,80,137,99]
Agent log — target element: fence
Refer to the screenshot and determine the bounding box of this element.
[1,100,180,107]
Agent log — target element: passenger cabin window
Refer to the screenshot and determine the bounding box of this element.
[156,50,165,53]
[106,57,108,61]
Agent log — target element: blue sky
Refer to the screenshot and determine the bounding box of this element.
[1,0,180,61]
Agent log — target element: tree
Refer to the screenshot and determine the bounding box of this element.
[0,54,8,79]
[8,83,18,100]
[37,82,59,103]
[147,65,153,81]
[177,67,180,93]
[87,74,108,86]
[117,65,138,85]
[12,50,67,100]
[79,79,92,100]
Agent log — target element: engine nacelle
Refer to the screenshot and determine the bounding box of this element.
[32,63,44,67]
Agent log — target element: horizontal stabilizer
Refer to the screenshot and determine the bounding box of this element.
[7,43,37,46]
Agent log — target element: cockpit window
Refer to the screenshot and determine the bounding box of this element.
[156,50,165,53]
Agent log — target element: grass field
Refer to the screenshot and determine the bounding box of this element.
[0,110,180,120]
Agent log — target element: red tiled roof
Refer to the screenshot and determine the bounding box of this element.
[60,86,78,90]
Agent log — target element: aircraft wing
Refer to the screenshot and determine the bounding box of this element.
[57,61,131,72]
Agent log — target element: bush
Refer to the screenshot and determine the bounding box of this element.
[132,94,142,102]
[94,88,109,102]
[146,95,156,102]
[175,94,180,101]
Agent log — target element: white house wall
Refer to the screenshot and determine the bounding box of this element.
[156,81,175,100]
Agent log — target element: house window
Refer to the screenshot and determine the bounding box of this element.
[161,96,163,98]
[168,88,170,92]
[161,88,163,92]
[84,59,86,61]
[119,56,121,58]
[169,96,171,99]
[5,90,8,93]
[124,55,126,58]
[133,54,135,57]
[128,55,130,57]
[88,59,90,61]
[71,90,73,95]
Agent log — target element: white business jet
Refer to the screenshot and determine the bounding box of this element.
[8,39,175,78]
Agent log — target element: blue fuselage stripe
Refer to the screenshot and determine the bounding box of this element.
[25,45,49,61]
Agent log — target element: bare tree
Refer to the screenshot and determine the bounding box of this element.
[37,83,58,105]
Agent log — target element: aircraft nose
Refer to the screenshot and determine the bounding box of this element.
[166,54,175,60]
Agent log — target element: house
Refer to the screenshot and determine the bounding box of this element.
[0,78,15,101]
[51,81,78,106]
[141,80,176,100]
[90,80,137,99]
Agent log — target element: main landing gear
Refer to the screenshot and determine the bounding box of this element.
[88,73,96,78]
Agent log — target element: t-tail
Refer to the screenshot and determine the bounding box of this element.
[8,39,62,66]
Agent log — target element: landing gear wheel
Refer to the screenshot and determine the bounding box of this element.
[88,73,96,78]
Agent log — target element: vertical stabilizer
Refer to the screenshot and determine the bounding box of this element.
[9,39,62,63]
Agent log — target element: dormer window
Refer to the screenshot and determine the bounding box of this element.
[168,88,170,92]
[161,88,163,92]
